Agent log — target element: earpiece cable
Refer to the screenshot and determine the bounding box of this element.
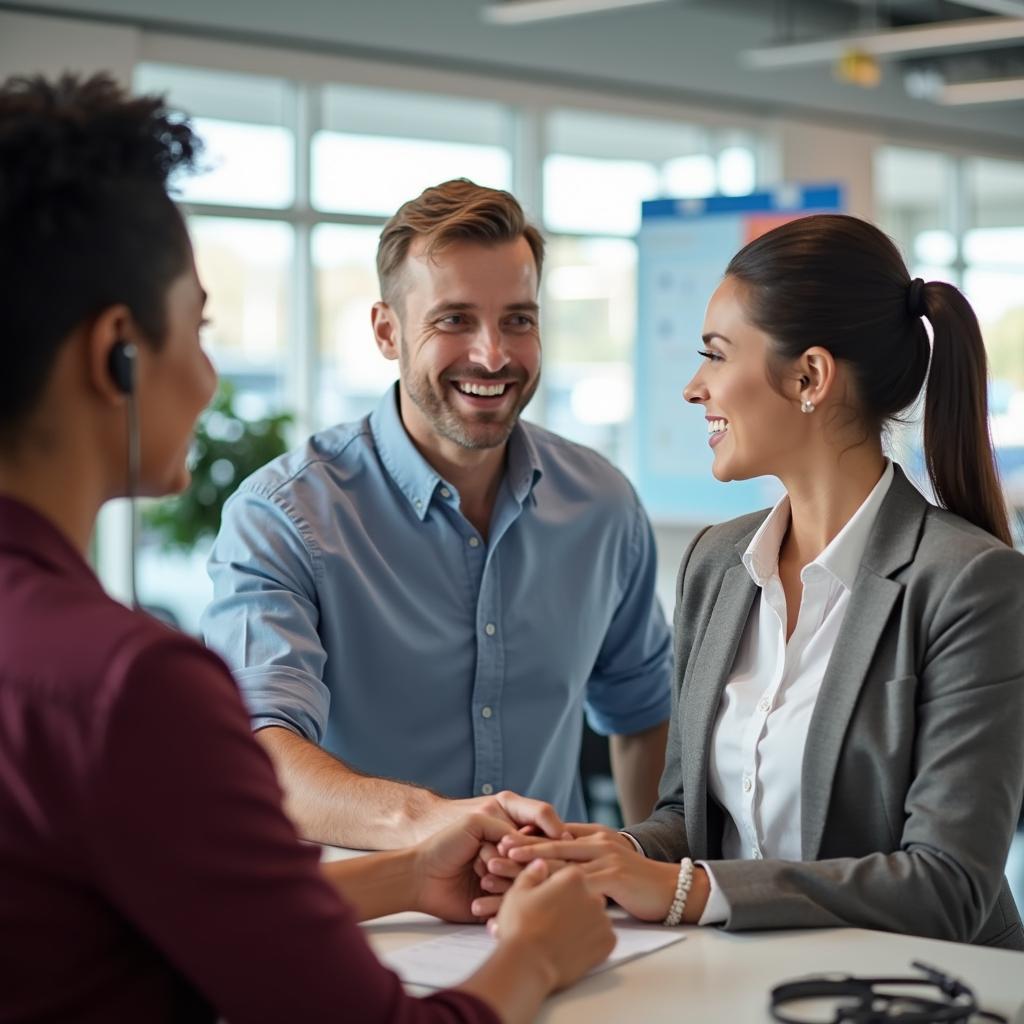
[123,347,140,611]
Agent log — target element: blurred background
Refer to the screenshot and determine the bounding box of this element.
[2,0,1022,858]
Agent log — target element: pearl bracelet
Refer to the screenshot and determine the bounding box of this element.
[662,857,694,927]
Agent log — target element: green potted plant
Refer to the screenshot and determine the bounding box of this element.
[144,382,293,551]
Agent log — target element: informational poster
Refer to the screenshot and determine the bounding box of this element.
[635,185,844,523]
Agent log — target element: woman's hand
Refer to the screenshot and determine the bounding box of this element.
[490,858,615,988]
[455,858,616,1022]
[495,831,682,923]
[476,823,631,897]
[501,822,630,850]
[475,821,622,892]
[472,823,555,893]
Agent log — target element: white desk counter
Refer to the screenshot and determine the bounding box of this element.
[360,910,1024,1022]
[323,846,1024,1021]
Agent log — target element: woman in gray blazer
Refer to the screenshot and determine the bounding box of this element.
[495,214,1024,948]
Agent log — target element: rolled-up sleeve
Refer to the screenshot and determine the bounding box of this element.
[583,493,672,737]
[201,485,331,743]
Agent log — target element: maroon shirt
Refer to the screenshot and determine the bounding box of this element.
[0,497,498,1024]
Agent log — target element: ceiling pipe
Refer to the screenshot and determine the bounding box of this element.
[742,16,1024,69]
[954,0,1024,16]
[939,75,1024,102]
[482,0,672,24]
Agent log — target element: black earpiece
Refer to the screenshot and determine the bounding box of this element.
[108,340,137,395]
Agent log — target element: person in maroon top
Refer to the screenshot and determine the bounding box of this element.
[0,73,614,1024]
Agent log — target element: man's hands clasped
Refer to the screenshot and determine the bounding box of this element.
[413,788,569,845]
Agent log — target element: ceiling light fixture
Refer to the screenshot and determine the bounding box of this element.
[482,0,672,25]
[742,16,1024,69]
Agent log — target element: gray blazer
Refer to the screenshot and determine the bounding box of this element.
[628,466,1024,948]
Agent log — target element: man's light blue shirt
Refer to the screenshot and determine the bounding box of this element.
[202,387,671,820]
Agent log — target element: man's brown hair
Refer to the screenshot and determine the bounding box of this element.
[376,178,545,308]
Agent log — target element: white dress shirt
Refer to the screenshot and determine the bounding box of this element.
[624,462,894,925]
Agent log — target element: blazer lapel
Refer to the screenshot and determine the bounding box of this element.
[683,559,757,859]
[801,466,927,859]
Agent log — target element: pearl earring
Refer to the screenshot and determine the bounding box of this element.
[801,399,816,414]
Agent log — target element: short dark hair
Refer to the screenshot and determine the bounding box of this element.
[376,178,545,308]
[0,72,201,441]
[727,214,1010,545]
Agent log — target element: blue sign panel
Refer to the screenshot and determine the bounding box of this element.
[635,185,844,523]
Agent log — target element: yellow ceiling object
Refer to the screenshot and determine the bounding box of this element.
[834,48,883,87]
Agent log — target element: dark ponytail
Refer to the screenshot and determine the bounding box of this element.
[921,282,1011,545]
[726,214,1011,546]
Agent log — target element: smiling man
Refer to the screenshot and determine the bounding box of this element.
[201,179,671,849]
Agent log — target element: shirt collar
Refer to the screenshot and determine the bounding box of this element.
[506,419,544,506]
[369,384,543,520]
[0,495,99,586]
[742,494,792,587]
[742,460,895,592]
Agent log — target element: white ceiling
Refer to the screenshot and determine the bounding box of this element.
[3,0,1023,151]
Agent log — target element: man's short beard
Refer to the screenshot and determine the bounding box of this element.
[437,412,515,450]
[398,342,538,451]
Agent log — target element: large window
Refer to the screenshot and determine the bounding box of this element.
[877,146,1024,543]
[966,158,1024,537]
[313,223,394,425]
[190,216,294,417]
[136,64,296,209]
[312,84,512,216]
[107,57,1024,630]
[875,147,957,283]
[540,236,638,469]
[540,109,759,472]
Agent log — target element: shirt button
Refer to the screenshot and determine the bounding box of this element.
[440,487,451,499]
[752,848,763,860]
[758,697,770,713]
[481,706,493,719]
[484,623,496,636]
[481,783,494,795]
[414,499,423,511]
[468,536,480,548]
[742,776,752,793]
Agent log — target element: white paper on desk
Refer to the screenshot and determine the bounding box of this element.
[380,921,685,989]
